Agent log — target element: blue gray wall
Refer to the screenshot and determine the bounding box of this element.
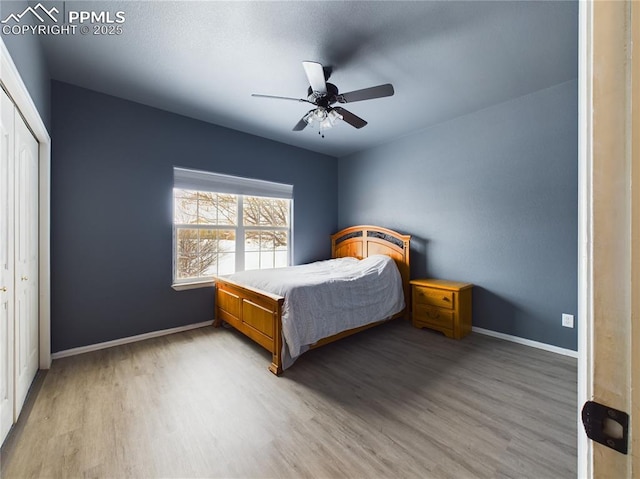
[51,81,337,352]
[339,80,578,350]
[1,1,51,130]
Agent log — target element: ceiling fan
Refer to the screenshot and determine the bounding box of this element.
[252,61,394,136]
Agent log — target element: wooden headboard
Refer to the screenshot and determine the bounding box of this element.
[331,225,411,309]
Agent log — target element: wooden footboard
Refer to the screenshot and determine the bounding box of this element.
[215,275,406,375]
[213,278,285,375]
[214,225,411,375]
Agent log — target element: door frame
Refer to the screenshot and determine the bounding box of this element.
[0,38,51,370]
[578,1,638,476]
[632,2,640,474]
[577,1,592,475]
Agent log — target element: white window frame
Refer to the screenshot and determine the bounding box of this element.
[171,167,293,290]
[236,196,291,272]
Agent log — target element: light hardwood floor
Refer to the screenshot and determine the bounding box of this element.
[1,320,577,478]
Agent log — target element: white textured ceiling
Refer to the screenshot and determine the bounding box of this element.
[35,0,577,158]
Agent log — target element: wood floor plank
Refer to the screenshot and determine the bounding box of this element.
[1,320,577,478]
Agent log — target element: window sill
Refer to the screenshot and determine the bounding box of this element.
[172,280,216,291]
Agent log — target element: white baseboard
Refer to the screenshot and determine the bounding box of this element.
[472,327,578,358]
[51,321,214,360]
[51,321,578,360]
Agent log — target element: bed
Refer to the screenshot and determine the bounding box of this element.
[213,225,411,375]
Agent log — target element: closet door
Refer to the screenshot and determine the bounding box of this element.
[13,109,38,414]
[0,89,15,442]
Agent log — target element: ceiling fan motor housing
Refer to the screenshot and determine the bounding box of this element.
[307,83,339,106]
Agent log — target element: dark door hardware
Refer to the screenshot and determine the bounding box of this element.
[581,400,629,454]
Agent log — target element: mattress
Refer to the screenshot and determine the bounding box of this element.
[224,254,405,363]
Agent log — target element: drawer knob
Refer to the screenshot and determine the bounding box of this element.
[0,286,6,292]
[442,297,450,302]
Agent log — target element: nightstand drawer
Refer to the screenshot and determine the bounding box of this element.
[414,305,455,329]
[414,287,454,309]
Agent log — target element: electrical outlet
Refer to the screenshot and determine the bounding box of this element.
[562,313,574,328]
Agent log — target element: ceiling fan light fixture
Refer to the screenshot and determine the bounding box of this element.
[318,109,343,129]
[319,118,333,129]
[302,107,341,137]
[303,110,315,124]
[304,107,337,128]
[328,109,343,124]
[313,107,328,120]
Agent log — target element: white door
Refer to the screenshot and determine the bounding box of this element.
[13,107,38,415]
[0,89,15,443]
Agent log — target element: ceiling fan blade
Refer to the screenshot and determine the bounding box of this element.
[302,61,327,95]
[293,116,308,131]
[333,107,367,129]
[338,84,395,103]
[252,94,314,104]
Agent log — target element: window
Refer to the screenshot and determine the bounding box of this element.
[243,196,290,270]
[173,190,238,278]
[173,168,293,286]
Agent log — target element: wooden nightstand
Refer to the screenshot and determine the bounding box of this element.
[410,279,473,339]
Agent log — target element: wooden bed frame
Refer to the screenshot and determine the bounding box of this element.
[213,225,411,375]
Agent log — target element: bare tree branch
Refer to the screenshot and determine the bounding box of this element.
[175,191,289,277]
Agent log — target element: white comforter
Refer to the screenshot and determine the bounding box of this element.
[224,255,405,362]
